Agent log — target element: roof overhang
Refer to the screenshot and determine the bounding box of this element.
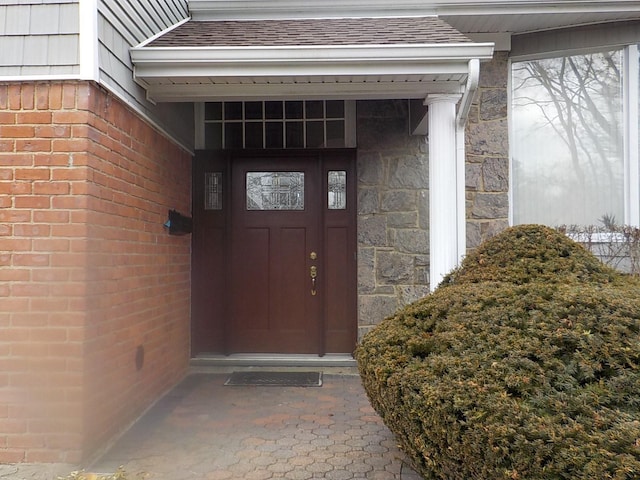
[131,42,495,102]
[188,0,640,21]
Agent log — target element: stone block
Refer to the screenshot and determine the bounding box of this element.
[418,190,429,230]
[387,211,418,228]
[466,163,482,190]
[482,157,509,192]
[388,154,428,188]
[397,286,429,306]
[376,251,414,284]
[357,188,379,215]
[381,190,416,212]
[471,193,509,219]
[357,247,375,293]
[480,89,508,121]
[467,118,509,157]
[392,228,429,255]
[466,221,482,249]
[357,214,388,246]
[414,265,430,286]
[414,254,430,266]
[357,152,384,185]
[479,51,508,88]
[467,219,509,249]
[358,294,399,325]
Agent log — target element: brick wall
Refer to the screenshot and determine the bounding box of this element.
[0,81,192,463]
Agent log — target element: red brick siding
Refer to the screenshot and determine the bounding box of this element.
[0,81,192,463]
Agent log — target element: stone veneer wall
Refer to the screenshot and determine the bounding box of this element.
[355,52,510,338]
[356,100,430,339]
[465,51,510,248]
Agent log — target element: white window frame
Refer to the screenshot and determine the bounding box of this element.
[508,44,640,230]
[624,44,640,227]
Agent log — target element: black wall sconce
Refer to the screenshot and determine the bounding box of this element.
[164,209,192,235]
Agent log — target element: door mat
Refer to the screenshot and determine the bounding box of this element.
[224,371,323,387]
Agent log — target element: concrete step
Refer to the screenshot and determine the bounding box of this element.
[189,353,359,375]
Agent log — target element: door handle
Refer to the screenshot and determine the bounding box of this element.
[310,265,317,296]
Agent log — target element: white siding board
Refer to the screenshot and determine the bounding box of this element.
[0,7,6,35]
[0,1,80,75]
[23,35,48,64]
[0,3,78,34]
[30,4,60,33]
[48,35,79,64]
[100,3,150,45]
[0,36,24,64]
[57,3,79,34]
[97,0,193,149]
[0,66,20,75]
[5,5,30,34]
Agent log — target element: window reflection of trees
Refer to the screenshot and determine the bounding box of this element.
[512,50,624,226]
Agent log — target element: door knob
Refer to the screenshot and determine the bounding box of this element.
[310,265,317,295]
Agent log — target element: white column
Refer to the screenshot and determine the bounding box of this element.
[425,94,462,290]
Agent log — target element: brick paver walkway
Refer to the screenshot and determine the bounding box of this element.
[91,373,422,480]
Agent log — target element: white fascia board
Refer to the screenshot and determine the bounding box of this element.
[136,62,473,79]
[467,33,511,51]
[131,43,496,76]
[142,79,467,102]
[187,0,640,20]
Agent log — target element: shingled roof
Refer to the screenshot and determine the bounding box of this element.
[148,16,473,47]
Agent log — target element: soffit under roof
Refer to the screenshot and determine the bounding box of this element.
[132,16,494,102]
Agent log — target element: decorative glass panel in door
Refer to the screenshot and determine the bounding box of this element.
[246,172,305,210]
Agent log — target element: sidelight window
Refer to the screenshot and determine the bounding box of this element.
[204,172,223,210]
[328,171,347,210]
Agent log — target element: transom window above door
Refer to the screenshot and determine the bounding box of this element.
[196,100,356,150]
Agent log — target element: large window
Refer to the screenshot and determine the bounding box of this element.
[511,45,639,227]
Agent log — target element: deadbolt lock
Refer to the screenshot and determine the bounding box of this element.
[310,251,317,260]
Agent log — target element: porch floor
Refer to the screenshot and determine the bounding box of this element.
[89,369,423,479]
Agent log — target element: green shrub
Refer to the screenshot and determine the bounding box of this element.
[356,225,640,479]
[441,224,617,286]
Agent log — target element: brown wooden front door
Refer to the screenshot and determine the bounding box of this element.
[192,150,357,355]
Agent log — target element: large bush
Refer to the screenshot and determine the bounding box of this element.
[355,225,640,479]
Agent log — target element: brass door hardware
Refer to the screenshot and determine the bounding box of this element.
[310,265,317,295]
